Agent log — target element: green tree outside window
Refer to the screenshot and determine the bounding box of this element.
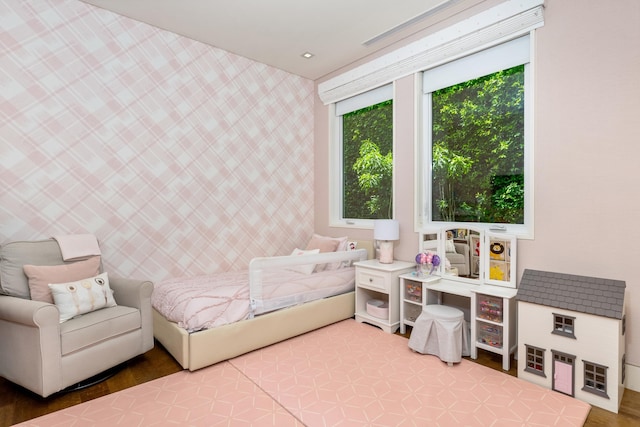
[431,65,525,224]
[342,100,393,219]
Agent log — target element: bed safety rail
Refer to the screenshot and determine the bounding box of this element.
[249,248,367,316]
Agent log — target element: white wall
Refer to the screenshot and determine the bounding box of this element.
[314,0,640,377]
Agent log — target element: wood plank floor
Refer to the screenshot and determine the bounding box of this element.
[1,338,639,426]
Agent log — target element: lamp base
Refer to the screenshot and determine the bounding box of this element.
[378,241,394,264]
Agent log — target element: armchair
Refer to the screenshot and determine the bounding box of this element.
[0,239,154,397]
[445,241,470,276]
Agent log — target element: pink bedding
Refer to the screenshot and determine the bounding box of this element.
[152,267,355,332]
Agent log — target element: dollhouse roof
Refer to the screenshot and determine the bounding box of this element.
[516,269,626,320]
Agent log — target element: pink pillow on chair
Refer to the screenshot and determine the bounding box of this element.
[23,256,101,303]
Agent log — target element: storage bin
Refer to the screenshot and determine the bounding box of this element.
[477,322,503,348]
[366,299,389,319]
[405,282,422,303]
[404,303,422,323]
[476,294,503,322]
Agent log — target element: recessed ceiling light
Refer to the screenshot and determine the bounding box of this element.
[301,52,314,59]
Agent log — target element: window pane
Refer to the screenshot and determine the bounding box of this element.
[342,100,393,219]
[431,65,524,223]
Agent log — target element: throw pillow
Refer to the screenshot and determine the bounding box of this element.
[305,234,340,272]
[23,256,101,304]
[48,272,117,323]
[445,239,457,253]
[305,235,340,253]
[286,248,320,275]
[306,234,348,271]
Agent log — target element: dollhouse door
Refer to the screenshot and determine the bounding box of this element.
[553,356,574,396]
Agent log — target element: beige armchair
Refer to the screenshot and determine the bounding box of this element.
[0,239,153,397]
[446,242,470,276]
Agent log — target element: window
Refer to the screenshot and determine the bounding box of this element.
[552,313,576,338]
[583,361,609,398]
[419,36,533,237]
[331,85,393,226]
[525,345,546,377]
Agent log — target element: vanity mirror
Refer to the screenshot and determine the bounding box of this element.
[418,227,516,288]
[441,227,482,285]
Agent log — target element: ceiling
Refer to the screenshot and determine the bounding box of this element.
[80,0,482,80]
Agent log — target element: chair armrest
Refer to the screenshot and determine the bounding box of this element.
[0,295,62,397]
[0,295,59,326]
[109,277,153,309]
[109,277,154,352]
[454,243,470,258]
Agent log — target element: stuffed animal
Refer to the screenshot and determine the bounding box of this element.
[490,264,505,281]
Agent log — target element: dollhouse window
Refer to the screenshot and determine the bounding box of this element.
[552,313,576,338]
[524,345,546,377]
[622,315,626,335]
[582,361,609,398]
[622,354,626,384]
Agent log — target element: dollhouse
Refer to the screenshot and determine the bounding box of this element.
[516,269,626,413]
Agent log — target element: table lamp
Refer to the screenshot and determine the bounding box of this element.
[374,219,399,264]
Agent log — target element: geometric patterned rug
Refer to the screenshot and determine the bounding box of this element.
[16,320,591,426]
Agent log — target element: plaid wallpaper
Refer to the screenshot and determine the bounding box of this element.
[0,0,315,281]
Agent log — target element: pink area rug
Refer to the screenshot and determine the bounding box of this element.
[17,320,590,426]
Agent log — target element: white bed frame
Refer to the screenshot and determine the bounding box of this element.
[153,240,373,370]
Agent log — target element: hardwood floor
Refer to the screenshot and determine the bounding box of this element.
[0,343,182,427]
[1,338,639,426]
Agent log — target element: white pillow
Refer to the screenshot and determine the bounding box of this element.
[445,239,457,253]
[286,248,320,275]
[48,272,117,323]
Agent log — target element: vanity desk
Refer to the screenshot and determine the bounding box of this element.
[403,227,518,371]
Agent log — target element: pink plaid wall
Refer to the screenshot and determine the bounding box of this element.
[0,0,315,281]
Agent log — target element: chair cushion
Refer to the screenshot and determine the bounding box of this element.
[446,252,465,264]
[0,240,104,300]
[60,305,141,356]
[0,240,65,299]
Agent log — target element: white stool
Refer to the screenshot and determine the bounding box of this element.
[408,305,470,366]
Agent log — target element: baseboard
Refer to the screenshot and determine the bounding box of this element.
[626,363,640,392]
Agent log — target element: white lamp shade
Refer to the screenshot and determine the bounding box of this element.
[373,219,399,241]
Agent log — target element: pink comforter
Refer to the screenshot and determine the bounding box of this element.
[152,267,355,332]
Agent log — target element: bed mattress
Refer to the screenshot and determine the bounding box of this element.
[152,267,355,332]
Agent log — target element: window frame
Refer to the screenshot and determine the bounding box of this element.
[582,360,609,399]
[552,313,577,339]
[416,35,534,238]
[329,84,395,228]
[524,344,546,377]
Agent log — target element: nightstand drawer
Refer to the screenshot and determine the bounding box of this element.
[358,270,388,291]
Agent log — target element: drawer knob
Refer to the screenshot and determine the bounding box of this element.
[369,278,373,282]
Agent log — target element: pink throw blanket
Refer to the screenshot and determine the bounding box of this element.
[52,234,101,261]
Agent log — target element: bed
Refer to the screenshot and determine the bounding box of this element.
[152,239,373,370]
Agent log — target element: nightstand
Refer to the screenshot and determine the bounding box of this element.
[354,259,415,333]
